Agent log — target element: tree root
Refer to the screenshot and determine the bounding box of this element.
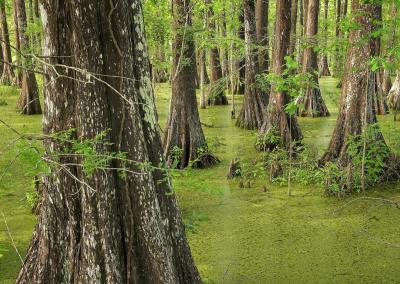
[191,152,220,169]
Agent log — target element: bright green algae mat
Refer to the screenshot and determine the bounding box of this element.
[1,78,400,283]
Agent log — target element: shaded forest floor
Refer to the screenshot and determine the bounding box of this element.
[1,78,400,283]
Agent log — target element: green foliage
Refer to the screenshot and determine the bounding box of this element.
[0,99,7,106]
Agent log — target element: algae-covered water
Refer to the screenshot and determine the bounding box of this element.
[1,78,400,283]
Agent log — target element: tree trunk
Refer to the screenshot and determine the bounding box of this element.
[297,0,305,68]
[200,48,207,109]
[333,0,342,77]
[12,0,22,86]
[221,9,230,90]
[0,1,14,85]
[234,11,245,94]
[320,0,388,167]
[256,0,269,72]
[289,0,298,55]
[16,1,201,283]
[371,6,388,115]
[33,0,39,17]
[163,0,219,169]
[256,0,270,105]
[236,0,266,129]
[298,0,329,117]
[259,0,303,150]
[388,72,400,121]
[319,0,331,76]
[207,2,228,105]
[15,0,41,115]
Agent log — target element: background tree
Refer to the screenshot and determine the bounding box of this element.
[207,1,228,105]
[259,0,303,150]
[16,1,201,282]
[234,11,246,94]
[0,1,14,85]
[12,0,22,86]
[236,0,266,129]
[319,0,331,76]
[15,0,41,115]
[163,0,219,168]
[298,0,330,117]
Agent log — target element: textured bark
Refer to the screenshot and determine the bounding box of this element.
[236,0,265,129]
[164,0,219,169]
[320,0,387,166]
[207,3,228,105]
[16,0,41,115]
[234,11,245,94]
[259,0,303,150]
[388,73,400,121]
[319,0,331,76]
[298,0,329,117]
[16,1,201,283]
[0,2,15,85]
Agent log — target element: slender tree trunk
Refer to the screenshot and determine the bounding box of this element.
[289,0,298,55]
[256,0,269,72]
[320,0,388,168]
[200,48,207,109]
[17,1,201,283]
[33,0,39,17]
[0,2,14,85]
[319,0,331,76]
[259,0,303,150]
[371,5,388,115]
[388,72,400,121]
[256,0,270,105]
[234,11,245,94]
[297,0,305,68]
[16,0,41,115]
[208,3,228,105]
[236,0,266,129]
[298,0,329,117]
[12,0,22,86]
[333,0,342,78]
[163,0,219,168]
[221,9,230,90]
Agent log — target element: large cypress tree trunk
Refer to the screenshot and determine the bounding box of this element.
[16,1,201,282]
[319,0,331,76]
[320,0,388,167]
[236,0,266,129]
[15,0,41,115]
[207,3,228,105]
[259,0,303,150]
[163,0,219,169]
[0,2,15,85]
[298,0,330,117]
